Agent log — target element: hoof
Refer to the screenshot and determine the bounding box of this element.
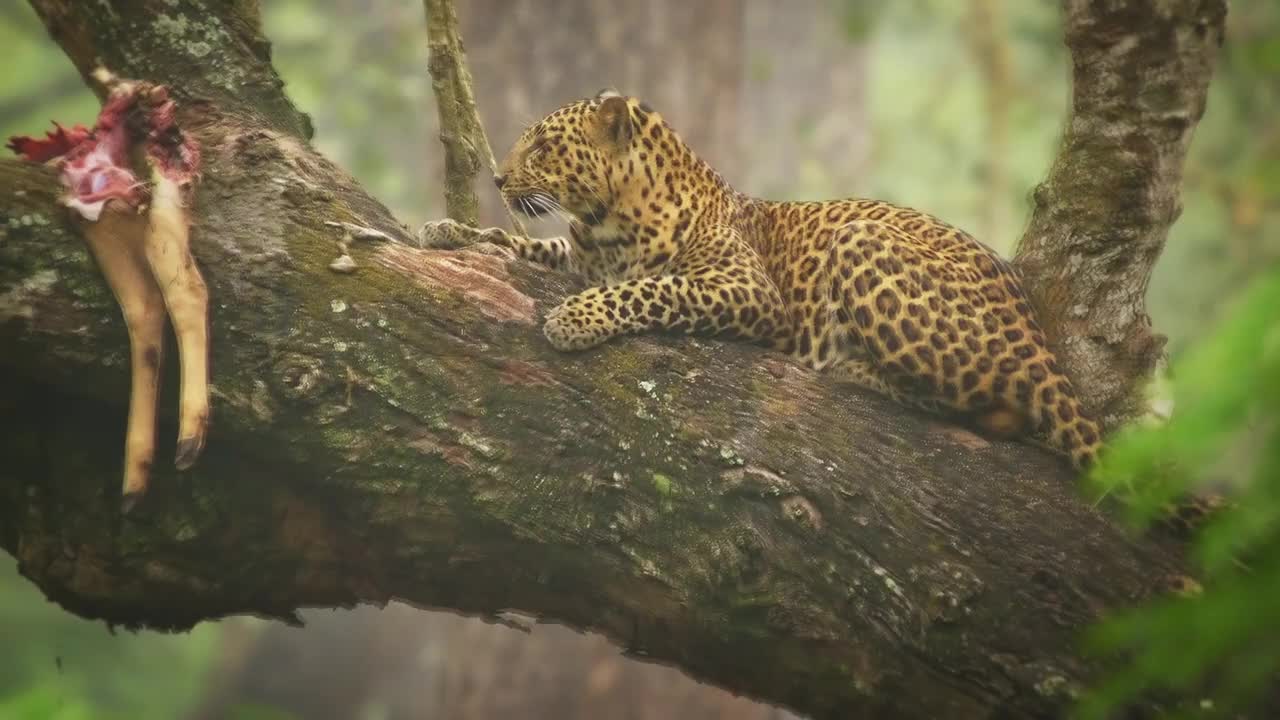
[174,435,205,470]
[120,491,143,514]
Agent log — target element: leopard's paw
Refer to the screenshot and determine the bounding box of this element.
[543,302,604,352]
[416,219,508,250]
[415,218,473,249]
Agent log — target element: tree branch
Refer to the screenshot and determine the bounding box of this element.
[27,0,312,140]
[0,1,1225,718]
[0,148,1192,719]
[1014,0,1227,428]
[423,0,524,235]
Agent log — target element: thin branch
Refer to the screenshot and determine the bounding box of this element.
[422,0,527,235]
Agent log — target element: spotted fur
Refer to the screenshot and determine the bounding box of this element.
[421,90,1102,469]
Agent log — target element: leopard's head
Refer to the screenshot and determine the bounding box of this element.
[495,89,641,225]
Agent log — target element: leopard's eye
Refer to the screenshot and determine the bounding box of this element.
[525,137,550,168]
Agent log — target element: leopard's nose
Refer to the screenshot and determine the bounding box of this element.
[494,174,507,189]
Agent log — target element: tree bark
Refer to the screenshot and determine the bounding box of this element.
[1014,0,1227,428]
[0,1,1225,718]
[27,0,312,140]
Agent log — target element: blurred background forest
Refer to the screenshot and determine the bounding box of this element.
[2,1,1278,718]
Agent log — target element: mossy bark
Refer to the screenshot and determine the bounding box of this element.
[1015,0,1227,429]
[28,0,312,140]
[0,1,1231,718]
[0,153,1197,718]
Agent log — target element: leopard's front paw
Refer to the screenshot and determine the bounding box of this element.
[415,218,474,249]
[416,219,509,250]
[543,302,607,352]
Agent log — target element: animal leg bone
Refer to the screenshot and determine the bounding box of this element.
[81,203,167,506]
[144,169,209,470]
[9,67,208,505]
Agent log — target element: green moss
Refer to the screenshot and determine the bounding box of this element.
[585,345,651,400]
[651,472,674,496]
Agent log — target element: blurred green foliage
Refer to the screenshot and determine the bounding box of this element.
[1148,1,1280,358]
[1077,8,1280,709]
[1,0,1277,717]
[861,0,1067,248]
[263,0,433,224]
[0,7,97,133]
[1080,269,1280,718]
[0,570,221,717]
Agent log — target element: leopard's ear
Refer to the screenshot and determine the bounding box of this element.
[595,94,632,148]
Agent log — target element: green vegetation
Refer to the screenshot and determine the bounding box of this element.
[1075,7,1280,712]
[0,573,221,718]
[1081,270,1280,718]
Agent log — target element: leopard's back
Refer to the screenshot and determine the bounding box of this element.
[739,198,1102,468]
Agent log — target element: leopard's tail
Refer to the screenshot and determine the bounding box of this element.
[1021,364,1102,471]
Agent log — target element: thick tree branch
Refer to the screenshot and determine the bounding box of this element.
[28,0,312,139]
[0,1,1228,718]
[1015,0,1226,428]
[0,147,1193,719]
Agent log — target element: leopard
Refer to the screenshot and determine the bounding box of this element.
[419,89,1103,470]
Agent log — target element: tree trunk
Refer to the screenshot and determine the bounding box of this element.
[1014,0,1227,428]
[0,1,1227,718]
